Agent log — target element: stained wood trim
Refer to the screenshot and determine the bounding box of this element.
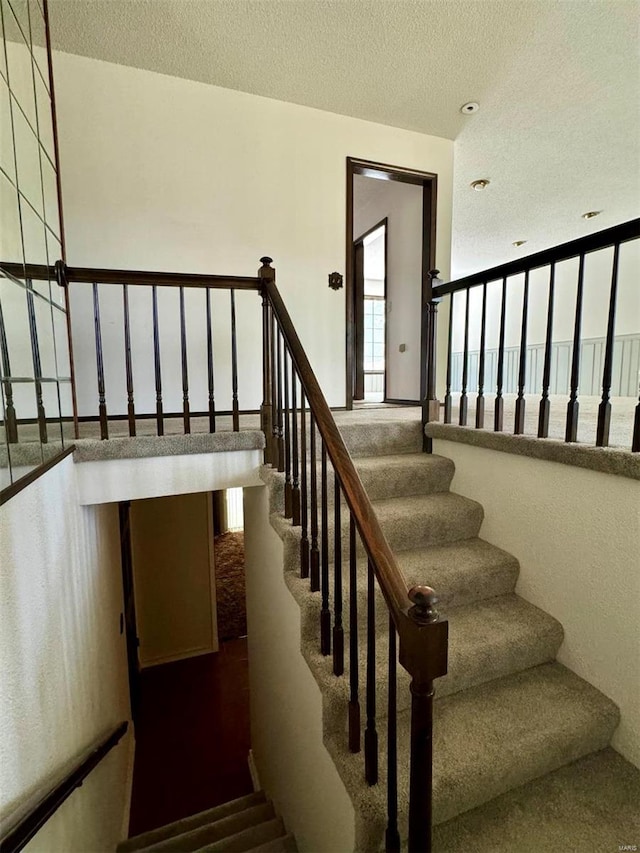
[0,445,75,506]
[0,263,261,291]
[346,157,438,408]
[266,278,410,620]
[436,218,640,295]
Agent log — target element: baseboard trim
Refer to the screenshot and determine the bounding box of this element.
[248,749,261,792]
[140,645,215,669]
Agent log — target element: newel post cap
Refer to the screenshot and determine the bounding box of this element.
[408,585,440,624]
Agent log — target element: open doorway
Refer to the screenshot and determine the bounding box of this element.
[346,158,437,408]
[354,219,387,402]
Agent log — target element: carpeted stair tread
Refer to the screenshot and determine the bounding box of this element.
[135,803,276,852]
[432,747,640,852]
[304,594,564,732]
[117,793,267,851]
[325,663,619,844]
[337,539,520,612]
[196,817,286,852]
[427,662,619,825]
[312,493,484,558]
[335,419,423,458]
[266,453,454,516]
[395,538,519,606]
[243,833,298,852]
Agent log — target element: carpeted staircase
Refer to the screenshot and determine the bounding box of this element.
[117,792,297,853]
[262,416,639,851]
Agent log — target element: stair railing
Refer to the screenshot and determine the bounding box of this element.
[2,254,448,849]
[424,218,640,451]
[259,258,448,853]
[0,722,128,853]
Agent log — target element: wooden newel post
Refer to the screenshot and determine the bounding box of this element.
[398,586,448,853]
[259,257,275,465]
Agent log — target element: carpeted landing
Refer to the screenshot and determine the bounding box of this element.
[261,416,639,852]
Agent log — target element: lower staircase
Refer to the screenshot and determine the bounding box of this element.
[117,792,296,853]
[262,415,639,851]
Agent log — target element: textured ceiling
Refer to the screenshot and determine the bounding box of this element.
[48,0,640,277]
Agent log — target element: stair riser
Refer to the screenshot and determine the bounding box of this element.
[140,803,276,852]
[266,457,454,516]
[299,604,564,735]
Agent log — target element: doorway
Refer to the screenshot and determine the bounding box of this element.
[346,158,437,408]
[353,219,387,402]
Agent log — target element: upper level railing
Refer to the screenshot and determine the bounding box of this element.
[423,218,640,452]
[0,722,128,853]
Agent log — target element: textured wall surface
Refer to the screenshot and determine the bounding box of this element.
[53,50,453,410]
[433,439,640,768]
[0,456,132,850]
[243,485,355,851]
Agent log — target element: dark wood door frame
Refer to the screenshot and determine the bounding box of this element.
[353,217,388,402]
[345,157,437,409]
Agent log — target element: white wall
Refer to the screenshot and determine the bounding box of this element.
[353,176,424,401]
[130,492,218,668]
[74,448,263,505]
[0,456,132,850]
[433,439,640,768]
[52,51,453,411]
[243,485,355,852]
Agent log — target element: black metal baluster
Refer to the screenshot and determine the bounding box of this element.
[151,285,164,436]
[92,282,108,440]
[494,277,507,431]
[514,270,530,435]
[26,283,47,444]
[276,328,284,472]
[206,289,216,433]
[566,254,586,442]
[459,289,469,425]
[310,415,320,591]
[320,441,331,655]
[333,473,344,676]
[261,291,271,462]
[348,514,360,753]
[300,391,309,577]
[292,371,301,525]
[385,615,400,853]
[122,284,136,436]
[443,295,453,424]
[179,286,190,434]
[284,350,292,518]
[0,301,18,443]
[230,290,239,431]
[270,311,278,464]
[476,282,487,429]
[596,245,620,447]
[365,557,378,785]
[538,264,556,438]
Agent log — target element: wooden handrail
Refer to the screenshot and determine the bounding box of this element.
[434,217,640,295]
[0,722,128,853]
[264,276,410,622]
[1,262,261,291]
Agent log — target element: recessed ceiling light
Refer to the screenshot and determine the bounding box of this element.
[512,240,527,247]
[460,102,479,115]
[582,210,602,220]
[470,179,490,191]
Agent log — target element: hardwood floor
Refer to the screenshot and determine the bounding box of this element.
[128,639,253,836]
